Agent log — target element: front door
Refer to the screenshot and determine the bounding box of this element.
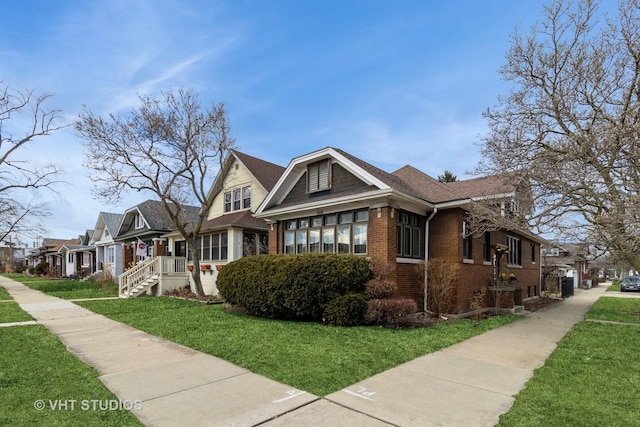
[174,241,186,257]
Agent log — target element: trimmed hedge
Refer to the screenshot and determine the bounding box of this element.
[217,253,372,321]
[324,293,367,326]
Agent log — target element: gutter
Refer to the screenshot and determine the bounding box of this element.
[424,207,438,313]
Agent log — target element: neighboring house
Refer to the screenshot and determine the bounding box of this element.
[255,147,544,316]
[91,212,125,280]
[31,238,77,277]
[542,243,594,294]
[165,150,285,295]
[58,230,96,278]
[116,199,200,297]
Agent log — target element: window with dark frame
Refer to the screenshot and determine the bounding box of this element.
[243,187,251,209]
[224,192,232,213]
[531,243,536,262]
[396,210,422,259]
[508,235,522,266]
[462,220,472,259]
[233,189,241,210]
[483,232,491,262]
[283,209,367,255]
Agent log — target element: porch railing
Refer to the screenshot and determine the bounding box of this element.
[118,256,187,296]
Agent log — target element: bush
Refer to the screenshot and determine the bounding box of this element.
[217,253,372,321]
[34,262,48,275]
[365,298,418,328]
[323,293,367,326]
[364,278,397,299]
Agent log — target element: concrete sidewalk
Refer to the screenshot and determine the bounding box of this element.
[1,276,608,426]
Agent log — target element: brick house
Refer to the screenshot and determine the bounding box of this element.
[255,147,544,316]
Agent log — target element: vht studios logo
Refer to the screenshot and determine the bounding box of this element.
[34,399,143,411]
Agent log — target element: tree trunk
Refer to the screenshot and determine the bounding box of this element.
[190,257,205,296]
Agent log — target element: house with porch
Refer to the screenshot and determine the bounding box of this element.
[164,150,285,295]
[90,212,125,280]
[30,238,77,276]
[254,147,544,316]
[58,230,96,278]
[116,199,199,297]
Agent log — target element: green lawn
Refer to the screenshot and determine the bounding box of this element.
[3,274,118,299]
[608,281,621,292]
[0,325,142,426]
[0,286,11,300]
[76,297,518,396]
[499,298,640,426]
[585,296,640,324]
[0,302,34,323]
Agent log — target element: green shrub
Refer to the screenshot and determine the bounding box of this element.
[324,293,367,326]
[217,253,371,321]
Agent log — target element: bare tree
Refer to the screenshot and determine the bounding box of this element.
[476,0,640,271]
[0,82,65,243]
[76,87,236,295]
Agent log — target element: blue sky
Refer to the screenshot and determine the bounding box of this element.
[0,0,603,241]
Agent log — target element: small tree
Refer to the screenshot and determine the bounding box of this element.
[76,88,236,295]
[417,258,459,316]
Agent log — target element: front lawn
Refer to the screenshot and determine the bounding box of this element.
[76,297,518,396]
[585,296,640,324]
[3,274,118,299]
[0,325,142,426]
[0,286,11,300]
[0,302,34,323]
[499,298,640,426]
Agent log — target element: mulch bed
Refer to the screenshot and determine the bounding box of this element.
[524,296,562,312]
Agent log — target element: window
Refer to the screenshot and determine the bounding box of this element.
[107,247,115,263]
[531,243,536,263]
[202,235,211,261]
[462,220,472,259]
[189,232,228,261]
[308,159,331,192]
[354,224,368,254]
[283,209,368,255]
[243,187,251,209]
[508,236,522,266]
[224,192,232,213]
[233,189,241,210]
[309,229,321,253]
[68,252,74,263]
[396,210,422,259]
[482,232,491,262]
[323,228,335,253]
[337,225,350,253]
[134,213,145,229]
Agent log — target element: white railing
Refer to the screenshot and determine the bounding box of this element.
[119,256,187,297]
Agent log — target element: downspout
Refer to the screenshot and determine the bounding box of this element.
[424,207,438,313]
[538,245,542,297]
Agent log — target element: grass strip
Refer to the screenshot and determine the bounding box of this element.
[585,296,640,324]
[0,325,142,426]
[498,321,640,426]
[0,302,34,323]
[0,286,12,300]
[76,297,517,396]
[3,274,118,299]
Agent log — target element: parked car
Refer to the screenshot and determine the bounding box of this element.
[620,276,640,292]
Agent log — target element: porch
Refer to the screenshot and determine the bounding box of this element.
[119,256,188,298]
